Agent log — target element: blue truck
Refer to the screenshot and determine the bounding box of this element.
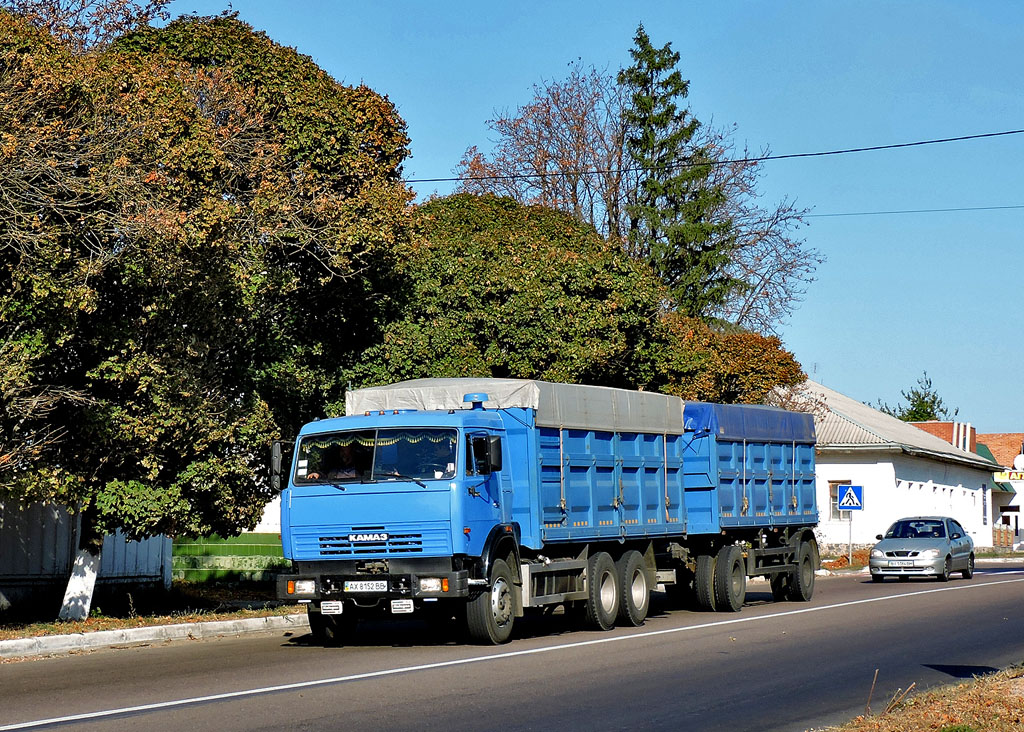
[273,378,818,645]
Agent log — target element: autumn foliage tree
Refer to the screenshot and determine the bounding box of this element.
[0,10,411,618]
[457,26,822,334]
[348,193,803,404]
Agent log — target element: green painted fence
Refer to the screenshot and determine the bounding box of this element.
[172,533,290,582]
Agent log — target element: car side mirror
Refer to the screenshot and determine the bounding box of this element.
[951,532,961,539]
[875,534,883,541]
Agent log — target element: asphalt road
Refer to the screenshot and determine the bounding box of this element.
[4,563,1024,732]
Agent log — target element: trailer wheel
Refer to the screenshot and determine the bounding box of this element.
[584,552,619,630]
[713,545,746,612]
[466,558,515,644]
[615,550,650,626]
[307,606,358,647]
[694,553,717,611]
[787,540,816,602]
[770,573,790,600]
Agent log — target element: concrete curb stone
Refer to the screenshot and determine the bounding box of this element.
[0,613,310,660]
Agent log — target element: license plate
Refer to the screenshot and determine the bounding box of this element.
[390,599,414,614]
[888,560,913,567]
[344,580,388,592]
[320,601,343,615]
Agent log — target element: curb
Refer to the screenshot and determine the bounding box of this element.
[0,613,310,660]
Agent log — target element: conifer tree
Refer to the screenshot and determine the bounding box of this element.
[618,25,739,314]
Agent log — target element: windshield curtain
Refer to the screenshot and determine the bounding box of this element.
[295,428,457,484]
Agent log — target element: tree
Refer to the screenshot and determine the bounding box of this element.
[346,194,666,392]
[0,11,412,619]
[617,24,737,315]
[456,30,822,334]
[0,0,169,53]
[347,193,804,406]
[877,372,958,422]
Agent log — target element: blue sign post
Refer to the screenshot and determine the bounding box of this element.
[838,485,864,565]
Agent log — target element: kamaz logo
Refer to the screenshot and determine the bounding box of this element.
[348,533,388,543]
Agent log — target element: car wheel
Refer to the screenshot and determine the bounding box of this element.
[938,556,951,582]
[962,553,975,580]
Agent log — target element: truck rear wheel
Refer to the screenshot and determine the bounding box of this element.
[713,545,746,612]
[307,605,358,647]
[585,552,619,630]
[787,540,817,602]
[694,553,717,611]
[466,558,516,644]
[615,550,650,626]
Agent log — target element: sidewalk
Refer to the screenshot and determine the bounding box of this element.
[0,613,310,660]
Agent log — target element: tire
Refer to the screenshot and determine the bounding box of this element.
[713,545,746,613]
[938,556,951,582]
[466,558,516,644]
[615,550,650,626]
[307,605,357,647]
[770,573,790,600]
[962,554,975,580]
[694,553,717,611]
[584,552,619,630]
[786,540,816,602]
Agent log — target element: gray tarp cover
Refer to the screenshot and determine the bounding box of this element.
[346,378,687,434]
[346,378,815,442]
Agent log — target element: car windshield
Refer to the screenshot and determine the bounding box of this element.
[294,428,457,484]
[885,519,946,540]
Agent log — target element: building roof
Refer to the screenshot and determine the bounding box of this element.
[976,432,1024,468]
[975,443,1015,493]
[801,380,998,472]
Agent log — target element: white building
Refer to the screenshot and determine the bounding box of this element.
[803,381,1005,549]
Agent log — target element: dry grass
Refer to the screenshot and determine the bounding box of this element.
[0,581,301,642]
[818,665,1024,732]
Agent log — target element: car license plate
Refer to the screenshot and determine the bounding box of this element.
[344,580,388,592]
[888,560,913,567]
[391,599,414,614]
[320,601,343,615]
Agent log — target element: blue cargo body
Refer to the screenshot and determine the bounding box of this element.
[276,378,819,645]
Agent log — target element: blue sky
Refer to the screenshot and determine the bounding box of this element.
[168,1,1024,433]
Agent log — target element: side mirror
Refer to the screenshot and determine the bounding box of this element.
[488,435,503,472]
[271,441,284,492]
[875,534,883,541]
[951,532,961,540]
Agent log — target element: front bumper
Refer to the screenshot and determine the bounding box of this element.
[277,569,470,603]
[869,557,945,578]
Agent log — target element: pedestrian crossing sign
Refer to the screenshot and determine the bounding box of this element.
[838,485,863,511]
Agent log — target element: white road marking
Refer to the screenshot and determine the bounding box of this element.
[4,575,1024,730]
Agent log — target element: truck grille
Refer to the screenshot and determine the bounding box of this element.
[319,532,424,556]
[292,523,452,559]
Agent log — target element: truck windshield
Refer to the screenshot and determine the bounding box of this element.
[294,428,457,484]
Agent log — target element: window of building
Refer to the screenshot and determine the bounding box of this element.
[829,480,851,521]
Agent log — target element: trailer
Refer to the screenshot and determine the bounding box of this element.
[274,378,818,645]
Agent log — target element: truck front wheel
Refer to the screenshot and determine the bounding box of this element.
[307,606,358,647]
[466,558,515,644]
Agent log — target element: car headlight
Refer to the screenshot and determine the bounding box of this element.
[920,549,940,559]
[870,549,884,558]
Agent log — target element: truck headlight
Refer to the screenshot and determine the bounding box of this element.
[287,579,316,596]
[420,577,443,593]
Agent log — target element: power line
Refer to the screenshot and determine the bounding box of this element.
[406,128,1024,185]
[807,204,1024,219]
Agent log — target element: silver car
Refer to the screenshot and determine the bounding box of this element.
[869,516,975,582]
